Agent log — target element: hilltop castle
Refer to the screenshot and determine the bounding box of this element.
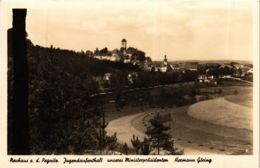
[121,38,127,49]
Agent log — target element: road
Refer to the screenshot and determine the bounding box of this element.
[90,82,194,98]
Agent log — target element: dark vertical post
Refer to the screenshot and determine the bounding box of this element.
[12,9,29,154]
[7,28,13,154]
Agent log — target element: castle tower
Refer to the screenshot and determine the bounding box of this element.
[121,38,127,49]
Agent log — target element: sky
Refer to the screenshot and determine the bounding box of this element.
[2,0,256,61]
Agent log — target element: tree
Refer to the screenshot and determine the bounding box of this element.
[110,71,128,111]
[146,113,175,155]
[121,143,130,155]
[182,70,198,82]
[91,105,118,154]
[126,47,146,61]
[94,48,99,55]
[86,50,94,57]
[95,106,108,154]
[99,47,108,56]
[131,135,153,155]
[28,53,99,154]
[131,135,141,154]
[140,137,152,155]
[105,133,117,152]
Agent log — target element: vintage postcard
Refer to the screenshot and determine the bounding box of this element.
[0,0,259,168]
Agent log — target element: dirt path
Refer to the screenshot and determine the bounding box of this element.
[106,112,145,147]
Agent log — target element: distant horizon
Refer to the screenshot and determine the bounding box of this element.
[3,0,254,61]
[29,40,253,63]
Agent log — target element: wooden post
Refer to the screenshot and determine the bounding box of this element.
[11,9,30,154]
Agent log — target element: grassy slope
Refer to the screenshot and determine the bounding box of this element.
[188,86,252,131]
[188,98,252,131]
[225,93,252,108]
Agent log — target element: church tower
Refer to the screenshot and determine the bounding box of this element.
[163,55,168,65]
[121,38,127,49]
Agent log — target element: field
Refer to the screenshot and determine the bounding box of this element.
[106,81,253,155]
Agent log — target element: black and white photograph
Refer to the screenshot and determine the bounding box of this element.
[0,0,259,167]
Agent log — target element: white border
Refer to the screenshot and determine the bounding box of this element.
[0,1,259,168]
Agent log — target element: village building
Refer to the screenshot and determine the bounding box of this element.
[246,68,253,74]
[123,57,132,63]
[127,72,138,85]
[155,55,174,72]
[103,73,112,81]
[94,54,120,62]
[231,63,243,70]
[198,74,217,84]
[170,65,180,71]
[219,64,233,69]
[230,63,253,78]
